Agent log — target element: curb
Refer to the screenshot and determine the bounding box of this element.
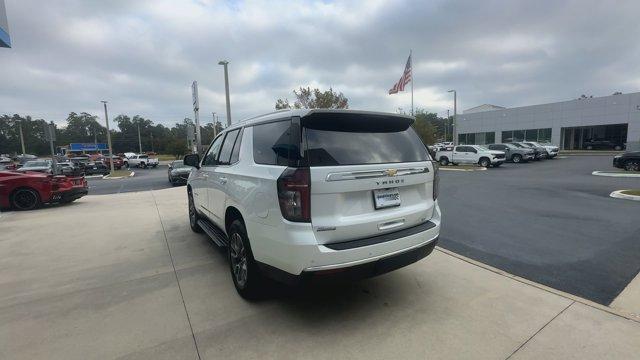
[440,167,487,172]
[592,171,640,178]
[102,171,135,180]
[84,175,104,179]
[610,190,640,201]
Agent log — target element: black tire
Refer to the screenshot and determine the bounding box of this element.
[624,160,640,172]
[188,190,203,233]
[140,162,147,169]
[152,164,157,168]
[439,157,449,166]
[512,154,522,163]
[11,188,41,211]
[493,163,501,167]
[228,219,263,300]
[479,157,490,168]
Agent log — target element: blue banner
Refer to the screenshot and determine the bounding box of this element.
[69,143,108,151]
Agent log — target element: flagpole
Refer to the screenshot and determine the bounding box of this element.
[410,49,414,116]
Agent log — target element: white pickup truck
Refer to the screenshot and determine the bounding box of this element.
[435,145,506,167]
[123,154,159,168]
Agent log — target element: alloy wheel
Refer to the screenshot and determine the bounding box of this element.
[229,233,248,288]
[13,189,38,210]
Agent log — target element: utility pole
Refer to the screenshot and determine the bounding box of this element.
[212,112,217,138]
[137,123,142,154]
[448,90,457,145]
[93,124,97,144]
[18,121,26,154]
[101,101,115,175]
[191,81,202,154]
[44,122,57,174]
[218,60,232,126]
[150,132,154,153]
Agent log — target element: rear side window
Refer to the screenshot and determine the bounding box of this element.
[302,114,429,166]
[230,128,244,164]
[218,129,240,165]
[253,120,292,166]
[203,134,224,166]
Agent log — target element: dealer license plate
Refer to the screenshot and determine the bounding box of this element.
[373,187,401,209]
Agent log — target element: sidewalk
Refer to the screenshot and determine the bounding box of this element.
[0,188,638,359]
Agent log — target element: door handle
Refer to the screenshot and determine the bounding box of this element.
[219,177,227,185]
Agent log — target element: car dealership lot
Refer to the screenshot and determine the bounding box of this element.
[438,155,640,305]
[1,186,640,359]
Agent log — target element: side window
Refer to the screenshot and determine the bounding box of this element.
[230,128,244,164]
[203,134,224,166]
[454,146,463,152]
[488,145,496,150]
[218,129,240,165]
[469,147,478,153]
[253,120,292,165]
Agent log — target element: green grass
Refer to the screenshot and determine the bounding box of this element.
[107,170,132,177]
[156,154,179,161]
[621,190,640,196]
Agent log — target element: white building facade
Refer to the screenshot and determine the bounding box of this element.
[456,92,640,150]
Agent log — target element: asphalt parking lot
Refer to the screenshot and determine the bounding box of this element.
[2,187,638,359]
[88,165,174,195]
[438,155,640,305]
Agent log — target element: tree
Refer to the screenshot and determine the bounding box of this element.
[275,87,349,109]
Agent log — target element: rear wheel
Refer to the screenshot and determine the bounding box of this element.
[228,219,263,300]
[624,160,640,172]
[140,162,147,169]
[11,188,41,210]
[439,157,449,166]
[512,154,522,163]
[188,190,203,233]
[479,158,490,168]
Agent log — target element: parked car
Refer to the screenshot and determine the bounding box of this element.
[168,160,192,185]
[513,142,547,160]
[16,160,52,173]
[124,154,159,168]
[0,171,88,210]
[435,145,506,167]
[56,162,82,176]
[524,141,559,158]
[84,161,110,175]
[583,139,625,151]
[487,143,535,163]
[184,109,441,299]
[15,154,37,165]
[0,156,14,170]
[613,151,640,171]
[102,155,124,170]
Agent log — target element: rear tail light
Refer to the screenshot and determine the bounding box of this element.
[432,162,439,200]
[277,167,311,222]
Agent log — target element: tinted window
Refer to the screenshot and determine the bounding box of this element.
[304,125,428,166]
[218,129,240,165]
[203,134,224,166]
[253,120,292,166]
[230,128,243,164]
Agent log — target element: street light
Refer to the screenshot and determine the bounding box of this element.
[101,101,115,175]
[218,60,232,127]
[448,90,457,145]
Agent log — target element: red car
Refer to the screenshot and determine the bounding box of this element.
[0,171,88,210]
[102,156,124,170]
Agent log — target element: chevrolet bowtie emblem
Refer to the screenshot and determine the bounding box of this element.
[386,169,398,177]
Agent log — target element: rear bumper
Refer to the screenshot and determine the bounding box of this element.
[249,201,441,280]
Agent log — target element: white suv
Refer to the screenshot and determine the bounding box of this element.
[184,109,441,298]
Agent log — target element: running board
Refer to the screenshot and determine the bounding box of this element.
[197,219,229,247]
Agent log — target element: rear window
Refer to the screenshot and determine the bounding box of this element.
[302,113,429,166]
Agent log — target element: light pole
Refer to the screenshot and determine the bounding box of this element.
[137,123,142,154]
[218,60,232,126]
[448,90,457,145]
[101,101,115,175]
[445,109,450,142]
[212,112,217,138]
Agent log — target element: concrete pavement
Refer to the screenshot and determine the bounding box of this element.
[0,187,639,359]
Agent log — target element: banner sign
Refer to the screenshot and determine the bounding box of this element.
[69,143,108,151]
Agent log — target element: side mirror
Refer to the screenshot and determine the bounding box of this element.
[183,154,200,169]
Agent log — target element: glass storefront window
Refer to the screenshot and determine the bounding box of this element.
[486,132,495,144]
[538,128,552,143]
[502,131,513,142]
[525,129,538,141]
[458,134,466,145]
[475,132,485,145]
[513,130,525,142]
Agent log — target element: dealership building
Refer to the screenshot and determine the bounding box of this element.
[456,92,640,150]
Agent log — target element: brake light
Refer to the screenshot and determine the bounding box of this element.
[432,162,439,200]
[277,167,311,222]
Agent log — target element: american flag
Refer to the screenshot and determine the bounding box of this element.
[388,54,412,94]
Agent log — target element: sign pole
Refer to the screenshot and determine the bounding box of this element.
[101,101,115,175]
[192,81,202,154]
[45,122,57,174]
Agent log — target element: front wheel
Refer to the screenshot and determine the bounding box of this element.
[439,157,449,166]
[624,160,640,172]
[479,158,490,168]
[11,188,41,210]
[512,154,522,163]
[228,220,263,300]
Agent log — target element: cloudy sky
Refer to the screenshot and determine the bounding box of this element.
[2,0,640,127]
